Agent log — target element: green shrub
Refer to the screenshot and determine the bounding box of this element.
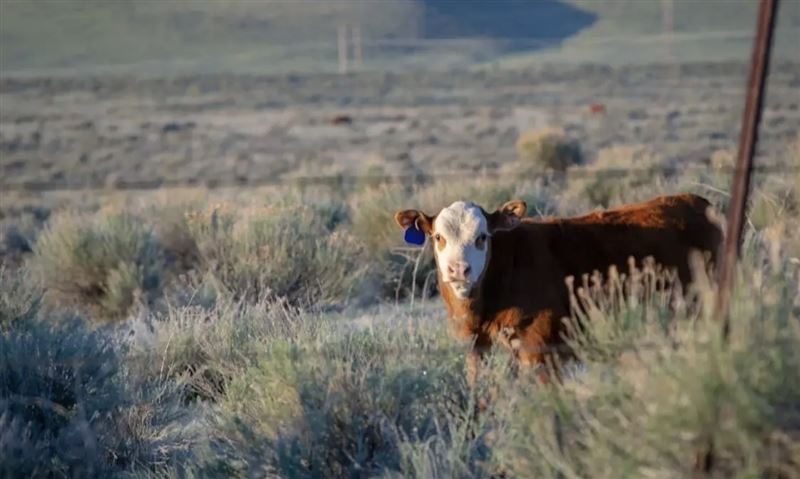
[3,162,799,478]
[0,316,194,477]
[185,202,367,306]
[677,148,735,203]
[147,201,203,274]
[350,183,437,300]
[749,190,792,231]
[0,266,41,333]
[562,145,668,209]
[349,184,410,261]
[31,211,163,322]
[515,127,582,173]
[786,134,800,213]
[493,252,800,478]
[710,148,735,173]
[202,306,491,477]
[776,220,800,264]
[1,209,47,267]
[130,297,307,402]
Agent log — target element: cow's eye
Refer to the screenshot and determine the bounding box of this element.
[433,233,446,251]
[475,233,487,249]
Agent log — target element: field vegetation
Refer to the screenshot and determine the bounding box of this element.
[2,133,799,477]
[3,1,799,475]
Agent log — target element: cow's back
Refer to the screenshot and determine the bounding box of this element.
[508,194,722,294]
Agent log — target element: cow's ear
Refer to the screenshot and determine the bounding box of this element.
[487,199,526,232]
[394,209,434,235]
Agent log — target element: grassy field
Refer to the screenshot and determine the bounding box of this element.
[2,62,798,191]
[503,0,800,66]
[2,2,800,476]
[2,130,799,477]
[2,0,798,75]
[0,0,421,74]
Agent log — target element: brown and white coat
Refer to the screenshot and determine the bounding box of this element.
[395,194,723,383]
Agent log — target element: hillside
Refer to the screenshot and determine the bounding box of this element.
[0,0,407,74]
[3,0,797,76]
[532,0,800,64]
[1,0,593,75]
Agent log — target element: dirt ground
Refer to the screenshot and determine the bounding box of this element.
[1,61,799,189]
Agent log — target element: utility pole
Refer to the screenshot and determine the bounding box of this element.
[660,0,674,62]
[338,24,349,74]
[352,24,363,69]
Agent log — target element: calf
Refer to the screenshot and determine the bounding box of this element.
[394,194,722,383]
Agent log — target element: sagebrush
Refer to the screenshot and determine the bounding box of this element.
[1,152,798,477]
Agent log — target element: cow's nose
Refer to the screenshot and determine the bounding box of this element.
[447,262,471,280]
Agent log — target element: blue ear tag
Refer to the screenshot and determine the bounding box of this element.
[404,224,426,246]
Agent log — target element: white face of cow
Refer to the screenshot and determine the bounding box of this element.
[394,198,528,301]
[431,201,490,298]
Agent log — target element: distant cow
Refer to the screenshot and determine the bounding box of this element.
[589,102,607,116]
[394,194,722,384]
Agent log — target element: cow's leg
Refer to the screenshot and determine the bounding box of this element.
[517,336,566,385]
[466,334,492,387]
[466,349,481,388]
[466,335,493,414]
[516,310,569,384]
[518,348,553,384]
[519,334,578,384]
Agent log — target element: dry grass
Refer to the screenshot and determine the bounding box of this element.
[0,315,194,477]
[2,138,799,477]
[31,210,163,322]
[183,201,367,306]
[0,266,41,333]
[561,144,673,210]
[515,127,583,173]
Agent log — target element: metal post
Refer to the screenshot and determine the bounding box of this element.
[701,2,779,472]
[714,0,779,334]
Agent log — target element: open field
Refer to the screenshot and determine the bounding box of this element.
[2,166,800,477]
[2,62,799,190]
[2,84,799,475]
[515,0,800,65]
[2,3,800,474]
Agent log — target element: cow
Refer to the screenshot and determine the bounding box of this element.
[394,194,723,384]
